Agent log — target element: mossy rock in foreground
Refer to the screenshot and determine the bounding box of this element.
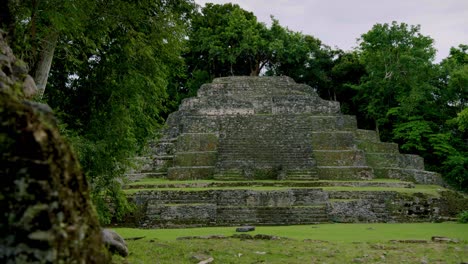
[0,92,110,263]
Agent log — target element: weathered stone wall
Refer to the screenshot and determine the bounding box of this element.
[327,191,445,223]
[132,189,328,227]
[0,30,37,98]
[126,188,467,227]
[134,189,328,207]
[0,30,110,263]
[216,115,316,177]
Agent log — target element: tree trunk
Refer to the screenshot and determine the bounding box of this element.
[250,59,266,76]
[35,32,59,99]
[375,119,380,138]
[250,67,259,76]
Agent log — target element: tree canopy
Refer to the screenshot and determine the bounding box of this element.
[3,1,467,223]
[5,0,196,223]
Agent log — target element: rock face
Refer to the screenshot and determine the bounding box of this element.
[139,76,443,184]
[0,30,37,98]
[101,229,128,257]
[0,30,110,263]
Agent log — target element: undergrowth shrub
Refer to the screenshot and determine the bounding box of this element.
[458,210,468,223]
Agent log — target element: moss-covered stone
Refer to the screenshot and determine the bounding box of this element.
[0,30,37,98]
[0,89,110,263]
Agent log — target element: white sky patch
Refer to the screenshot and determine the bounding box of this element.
[194,0,468,62]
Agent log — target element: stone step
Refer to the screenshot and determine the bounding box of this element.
[355,129,380,142]
[313,150,367,167]
[216,206,329,225]
[286,175,319,180]
[125,180,415,190]
[357,140,399,153]
[167,166,215,180]
[310,131,356,150]
[327,191,399,200]
[373,168,444,185]
[125,172,166,181]
[366,153,424,170]
[173,151,217,167]
[157,137,178,143]
[285,170,319,180]
[154,155,174,160]
[399,154,425,170]
[126,172,166,178]
[138,189,328,207]
[317,166,374,180]
[171,115,220,134]
[146,203,216,226]
[271,96,341,115]
[151,141,175,155]
[179,97,255,115]
[144,205,330,227]
[307,115,357,131]
[174,133,219,152]
[147,202,212,208]
[213,174,245,180]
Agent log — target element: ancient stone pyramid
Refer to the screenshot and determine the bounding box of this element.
[124,76,466,228]
[140,76,442,184]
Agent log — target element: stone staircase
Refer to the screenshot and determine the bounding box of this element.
[167,133,218,180]
[354,129,444,185]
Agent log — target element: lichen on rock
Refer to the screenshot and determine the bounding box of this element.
[0,29,110,263]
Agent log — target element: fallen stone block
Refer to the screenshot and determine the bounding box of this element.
[431,236,459,243]
[102,229,128,257]
[236,226,255,232]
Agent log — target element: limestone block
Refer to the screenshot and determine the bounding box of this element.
[357,141,399,153]
[167,166,215,180]
[175,133,219,152]
[173,151,217,167]
[317,166,374,180]
[313,150,367,167]
[355,129,380,142]
[310,131,357,150]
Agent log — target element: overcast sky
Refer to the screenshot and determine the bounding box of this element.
[194,0,468,62]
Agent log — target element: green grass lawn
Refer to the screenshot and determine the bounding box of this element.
[113,223,468,263]
[115,223,468,242]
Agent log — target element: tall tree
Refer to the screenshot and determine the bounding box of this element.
[179,4,336,105]
[330,51,366,116]
[33,0,196,223]
[432,44,468,189]
[268,28,337,100]
[8,0,93,98]
[186,3,268,78]
[354,22,436,140]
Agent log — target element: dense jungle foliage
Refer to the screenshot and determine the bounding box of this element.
[2,1,466,223]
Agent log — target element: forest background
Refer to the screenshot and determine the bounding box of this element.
[1,0,466,224]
